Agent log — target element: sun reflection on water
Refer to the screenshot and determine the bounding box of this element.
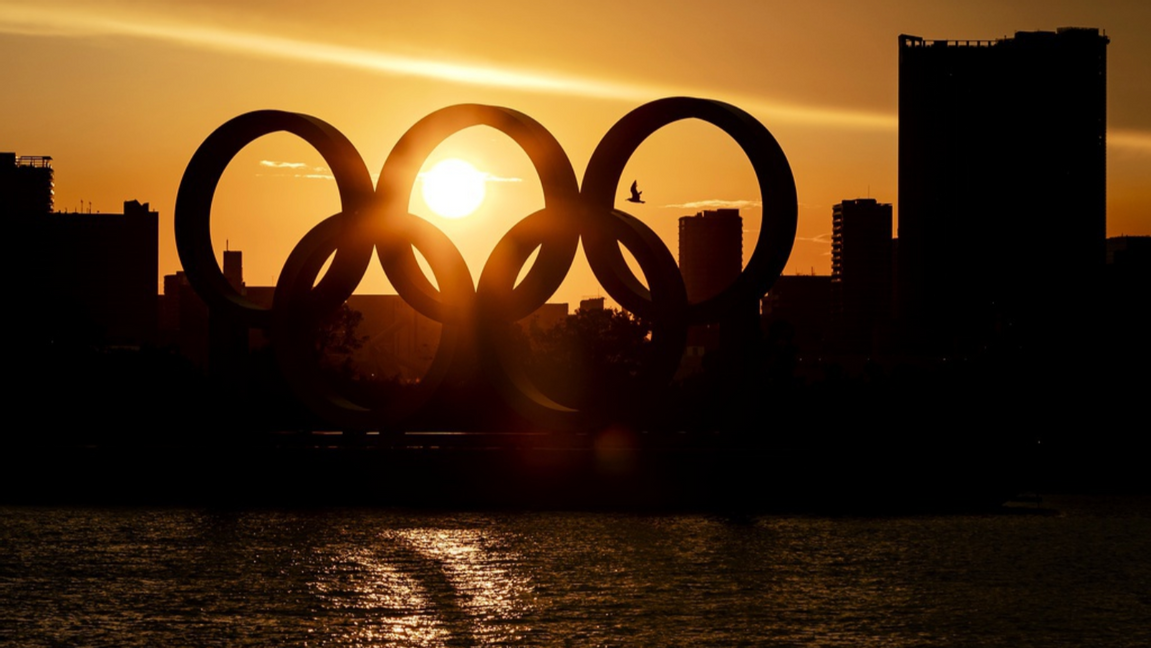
[309,526,533,646]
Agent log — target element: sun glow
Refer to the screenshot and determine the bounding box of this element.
[421,159,486,219]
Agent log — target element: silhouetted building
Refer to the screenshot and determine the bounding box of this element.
[832,199,892,351]
[578,297,605,313]
[6,153,158,346]
[164,246,461,382]
[39,200,159,345]
[343,294,441,383]
[1103,236,1151,358]
[1,152,54,215]
[159,271,209,367]
[762,275,832,354]
[898,28,1108,352]
[519,303,569,332]
[678,208,742,303]
[1106,236,1151,275]
[677,208,757,365]
[223,249,244,293]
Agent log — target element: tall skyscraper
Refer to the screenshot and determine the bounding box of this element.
[678,208,742,304]
[832,198,892,351]
[898,28,1108,351]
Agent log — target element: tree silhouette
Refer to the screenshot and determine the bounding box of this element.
[315,303,365,377]
[518,307,652,408]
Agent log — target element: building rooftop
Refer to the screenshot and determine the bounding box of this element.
[2,152,53,168]
[900,28,1106,49]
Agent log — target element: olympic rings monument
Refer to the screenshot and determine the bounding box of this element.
[175,97,798,436]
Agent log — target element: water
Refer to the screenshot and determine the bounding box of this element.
[2,496,1149,647]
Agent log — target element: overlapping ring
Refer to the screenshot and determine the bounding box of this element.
[174,98,797,430]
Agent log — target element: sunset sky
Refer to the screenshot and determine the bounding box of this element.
[3,0,1148,310]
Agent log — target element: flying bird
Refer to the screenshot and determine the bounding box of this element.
[626,180,645,204]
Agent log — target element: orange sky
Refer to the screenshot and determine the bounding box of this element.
[2,0,1149,310]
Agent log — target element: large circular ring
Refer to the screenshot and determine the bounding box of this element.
[175,110,375,329]
[581,97,798,324]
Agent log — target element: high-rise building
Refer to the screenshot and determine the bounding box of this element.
[832,198,892,351]
[1,152,54,215]
[676,208,753,365]
[678,208,742,303]
[898,28,1108,351]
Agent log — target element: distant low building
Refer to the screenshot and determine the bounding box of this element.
[762,275,832,353]
[27,200,158,347]
[1103,235,1151,357]
[159,271,209,367]
[578,297,605,313]
[1106,236,1151,275]
[520,302,569,331]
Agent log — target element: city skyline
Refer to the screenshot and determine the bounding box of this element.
[5,7,1150,644]
[3,1,1150,311]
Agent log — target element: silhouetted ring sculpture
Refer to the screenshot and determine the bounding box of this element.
[174,98,797,430]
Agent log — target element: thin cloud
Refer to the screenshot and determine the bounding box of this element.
[415,171,523,183]
[256,160,333,179]
[255,172,335,179]
[664,199,762,210]
[1111,129,1151,155]
[259,160,308,169]
[483,174,522,183]
[796,233,832,244]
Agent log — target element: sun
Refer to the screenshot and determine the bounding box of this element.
[420,158,486,219]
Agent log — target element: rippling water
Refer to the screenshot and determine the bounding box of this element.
[3,497,1149,647]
